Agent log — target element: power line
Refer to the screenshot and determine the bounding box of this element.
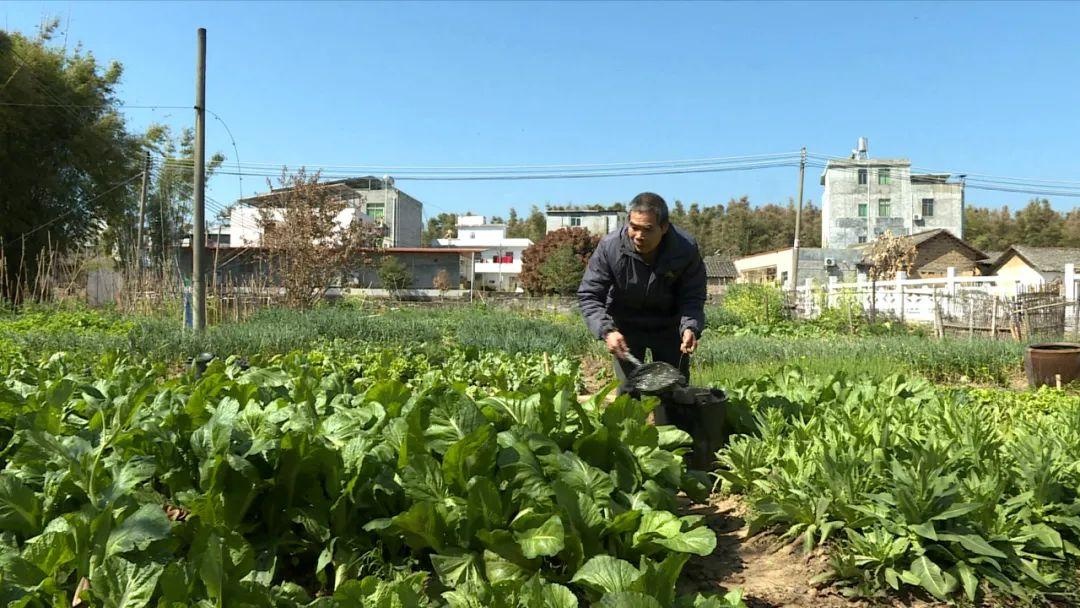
[206,109,245,201]
[156,158,800,181]
[151,150,802,172]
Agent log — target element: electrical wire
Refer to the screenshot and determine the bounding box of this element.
[150,150,803,173]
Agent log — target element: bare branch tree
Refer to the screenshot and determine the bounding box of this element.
[867,230,917,280]
[258,168,383,309]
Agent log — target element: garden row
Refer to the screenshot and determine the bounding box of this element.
[718,369,1080,604]
[0,302,1028,387]
[0,346,745,608]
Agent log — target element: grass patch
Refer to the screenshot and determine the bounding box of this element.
[691,332,1025,387]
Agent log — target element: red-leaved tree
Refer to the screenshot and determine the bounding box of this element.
[520,227,600,295]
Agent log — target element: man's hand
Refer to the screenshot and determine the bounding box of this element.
[680,329,697,354]
[605,330,629,359]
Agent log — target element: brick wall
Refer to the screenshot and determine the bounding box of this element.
[913,237,980,277]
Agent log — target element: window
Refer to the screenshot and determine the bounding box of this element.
[365,202,385,221]
[878,198,891,217]
[858,236,868,244]
[921,198,935,217]
[570,216,582,227]
[878,168,890,185]
[857,168,867,185]
[857,203,868,217]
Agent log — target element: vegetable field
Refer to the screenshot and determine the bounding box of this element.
[0,301,1075,607]
[0,342,744,607]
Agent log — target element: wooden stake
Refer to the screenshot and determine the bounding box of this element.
[990,298,998,340]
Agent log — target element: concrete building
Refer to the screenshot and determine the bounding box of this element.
[176,245,484,293]
[437,215,532,291]
[545,206,626,236]
[229,176,423,248]
[734,247,865,289]
[820,138,963,249]
[353,248,485,291]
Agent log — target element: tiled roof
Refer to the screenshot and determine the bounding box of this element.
[1009,246,1080,272]
[907,229,986,260]
[703,255,737,278]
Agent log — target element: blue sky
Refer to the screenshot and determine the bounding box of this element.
[5,1,1080,222]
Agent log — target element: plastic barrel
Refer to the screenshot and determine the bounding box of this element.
[1025,343,1080,388]
[661,387,727,472]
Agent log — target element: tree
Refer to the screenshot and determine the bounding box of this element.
[142,125,224,271]
[1063,209,1080,248]
[0,25,141,300]
[520,227,599,295]
[432,268,452,298]
[258,168,383,309]
[963,206,995,252]
[422,212,457,245]
[539,246,586,295]
[671,200,686,224]
[866,231,917,280]
[507,205,547,243]
[378,256,412,294]
[1014,198,1063,247]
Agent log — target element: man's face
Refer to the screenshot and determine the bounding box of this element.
[627,210,668,255]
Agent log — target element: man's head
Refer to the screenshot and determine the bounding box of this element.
[627,192,670,255]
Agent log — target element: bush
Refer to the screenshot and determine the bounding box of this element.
[377,256,412,291]
[520,227,600,295]
[813,290,865,334]
[719,283,786,326]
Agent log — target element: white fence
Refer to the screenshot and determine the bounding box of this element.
[795,264,1079,336]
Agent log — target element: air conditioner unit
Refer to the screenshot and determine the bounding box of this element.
[913,214,923,221]
[824,257,837,267]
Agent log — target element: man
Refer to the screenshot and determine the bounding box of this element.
[577,192,707,405]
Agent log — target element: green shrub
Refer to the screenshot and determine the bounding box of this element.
[718,283,786,326]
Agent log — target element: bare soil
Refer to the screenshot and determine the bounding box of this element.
[580,354,615,395]
[676,495,956,608]
[676,495,861,608]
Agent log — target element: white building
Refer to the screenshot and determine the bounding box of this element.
[820,138,964,249]
[226,206,370,247]
[545,207,626,235]
[437,215,532,291]
[224,176,423,248]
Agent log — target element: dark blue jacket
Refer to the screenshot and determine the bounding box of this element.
[577,225,707,340]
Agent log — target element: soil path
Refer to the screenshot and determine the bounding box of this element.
[677,495,862,608]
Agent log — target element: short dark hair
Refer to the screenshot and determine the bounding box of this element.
[628,192,669,225]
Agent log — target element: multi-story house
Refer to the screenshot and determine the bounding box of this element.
[228,176,423,248]
[820,138,964,249]
[545,206,626,236]
[437,215,532,291]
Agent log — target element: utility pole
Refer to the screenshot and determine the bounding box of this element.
[958,174,967,238]
[791,147,806,299]
[135,151,150,278]
[192,28,207,331]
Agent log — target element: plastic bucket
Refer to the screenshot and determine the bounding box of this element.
[661,387,728,472]
[1024,343,1080,388]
